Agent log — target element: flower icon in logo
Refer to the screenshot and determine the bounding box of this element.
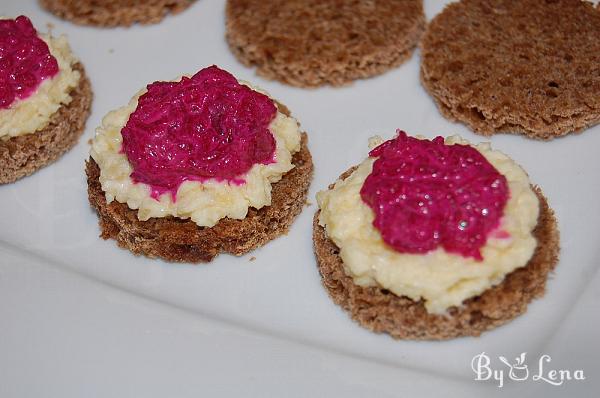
[499,352,529,381]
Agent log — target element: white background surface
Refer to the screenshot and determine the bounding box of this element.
[0,0,598,396]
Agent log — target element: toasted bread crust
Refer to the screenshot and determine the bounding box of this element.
[225,0,425,87]
[313,167,560,340]
[0,63,92,184]
[420,0,600,139]
[39,0,196,27]
[87,132,313,263]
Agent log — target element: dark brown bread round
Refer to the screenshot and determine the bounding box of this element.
[0,63,92,184]
[87,131,313,263]
[313,168,560,340]
[39,0,196,27]
[420,0,600,140]
[226,0,425,87]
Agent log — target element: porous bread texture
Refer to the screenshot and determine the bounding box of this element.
[0,63,92,184]
[39,0,196,27]
[226,0,425,87]
[313,168,560,340]
[87,133,313,263]
[420,0,600,140]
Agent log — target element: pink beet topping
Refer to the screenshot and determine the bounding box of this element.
[121,66,277,200]
[0,16,59,109]
[360,131,509,261]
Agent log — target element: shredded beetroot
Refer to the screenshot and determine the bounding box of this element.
[0,16,59,109]
[360,131,509,260]
[121,66,277,200]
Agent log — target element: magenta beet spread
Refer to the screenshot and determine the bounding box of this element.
[0,16,59,109]
[360,131,509,260]
[121,66,277,200]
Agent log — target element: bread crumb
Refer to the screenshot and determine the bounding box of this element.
[306,200,313,207]
[249,256,256,262]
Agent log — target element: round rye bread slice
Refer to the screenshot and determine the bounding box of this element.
[86,121,313,263]
[225,0,425,87]
[0,63,92,184]
[313,167,560,340]
[39,0,196,27]
[420,0,600,140]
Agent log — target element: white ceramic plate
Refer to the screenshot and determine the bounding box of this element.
[1,1,598,396]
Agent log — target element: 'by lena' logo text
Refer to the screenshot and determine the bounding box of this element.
[471,352,585,388]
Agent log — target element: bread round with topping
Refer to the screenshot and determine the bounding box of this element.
[87,82,313,263]
[0,14,93,185]
[420,0,600,139]
[313,131,560,340]
[225,0,425,87]
[0,62,92,184]
[314,167,559,340]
